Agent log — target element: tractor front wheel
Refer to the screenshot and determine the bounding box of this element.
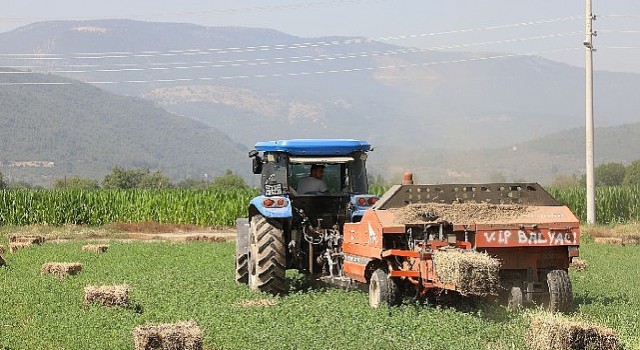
[546,269,573,313]
[368,269,401,308]
[248,215,287,295]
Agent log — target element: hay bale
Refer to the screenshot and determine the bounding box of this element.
[432,248,501,296]
[84,284,130,307]
[526,312,619,350]
[391,202,533,224]
[133,321,203,350]
[9,242,32,253]
[9,234,45,245]
[82,244,109,253]
[569,258,588,272]
[41,262,83,278]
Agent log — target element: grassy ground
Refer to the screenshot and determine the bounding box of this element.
[1,226,639,349]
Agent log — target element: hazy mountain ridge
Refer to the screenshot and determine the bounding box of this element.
[0,68,249,185]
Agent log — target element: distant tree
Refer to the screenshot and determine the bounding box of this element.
[138,171,173,189]
[102,166,174,189]
[550,173,581,188]
[622,160,640,186]
[6,181,33,189]
[175,178,210,189]
[53,177,100,189]
[594,162,626,186]
[210,170,248,190]
[368,173,388,187]
[0,171,5,189]
[488,171,507,183]
[102,166,150,189]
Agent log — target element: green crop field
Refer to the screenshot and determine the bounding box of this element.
[1,237,639,350]
[2,185,639,229]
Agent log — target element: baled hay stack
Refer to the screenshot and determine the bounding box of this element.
[133,321,203,350]
[82,244,109,253]
[569,258,588,272]
[432,249,501,296]
[41,262,83,278]
[526,312,618,350]
[84,284,130,307]
[9,242,32,253]
[9,234,45,245]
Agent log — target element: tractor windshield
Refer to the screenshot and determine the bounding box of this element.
[288,153,368,195]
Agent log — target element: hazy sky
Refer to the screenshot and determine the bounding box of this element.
[2,0,640,73]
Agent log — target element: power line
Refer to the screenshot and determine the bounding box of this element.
[0,32,583,74]
[0,16,584,60]
[0,47,580,86]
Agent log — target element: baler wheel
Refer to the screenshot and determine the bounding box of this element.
[235,253,249,285]
[546,269,573,313]
[507,286,523,310]
[248,215,287,295]
[368,269,401,308]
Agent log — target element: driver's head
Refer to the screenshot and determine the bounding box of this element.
[310,164,325,179]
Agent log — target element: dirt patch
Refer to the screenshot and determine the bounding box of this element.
[33,224,237,243]
[111,222,203,233]
[391,202,533,224]
[583,222,640,244]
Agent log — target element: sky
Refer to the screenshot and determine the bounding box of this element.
[1,0,640,73]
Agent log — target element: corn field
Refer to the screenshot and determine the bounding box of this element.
[0,189,257,227]
[0,186,638,227]
[548,185,640,224]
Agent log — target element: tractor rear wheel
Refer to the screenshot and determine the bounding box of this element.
[248,215,287,295]
[235,253,249,285]
[368,269,401,308]
[546,269,573,313]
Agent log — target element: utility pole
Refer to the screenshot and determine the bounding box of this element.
[584,0,596,224]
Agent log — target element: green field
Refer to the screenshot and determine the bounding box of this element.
[1,185,639,228]
[1,237,639,350]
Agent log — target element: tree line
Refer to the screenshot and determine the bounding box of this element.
[0,166,248,190]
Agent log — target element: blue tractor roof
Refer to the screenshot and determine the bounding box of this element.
[254,139,372,156]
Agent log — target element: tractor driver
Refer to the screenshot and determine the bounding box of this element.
[296,164,328,194]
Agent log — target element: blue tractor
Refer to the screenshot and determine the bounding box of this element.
[236,139,379,295]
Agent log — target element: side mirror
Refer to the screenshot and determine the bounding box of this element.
[252,156,263,174]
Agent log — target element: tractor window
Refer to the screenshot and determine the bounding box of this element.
[289,163,344,194]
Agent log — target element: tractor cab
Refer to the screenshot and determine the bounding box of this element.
[249,139,376,226]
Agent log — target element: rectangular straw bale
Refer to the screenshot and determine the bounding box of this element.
[432,248,501,296]
[84,284,130,307]
[9,235,45,245]
[133,321,203,350]
[526,313,619,350]
[41,262,83,278]
[9,242,32,253]
[82,244,109,253]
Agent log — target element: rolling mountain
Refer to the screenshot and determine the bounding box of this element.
[1,20,639,185]
[0,68,248,186]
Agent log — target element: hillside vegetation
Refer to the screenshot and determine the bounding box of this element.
[0,69,248,186]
